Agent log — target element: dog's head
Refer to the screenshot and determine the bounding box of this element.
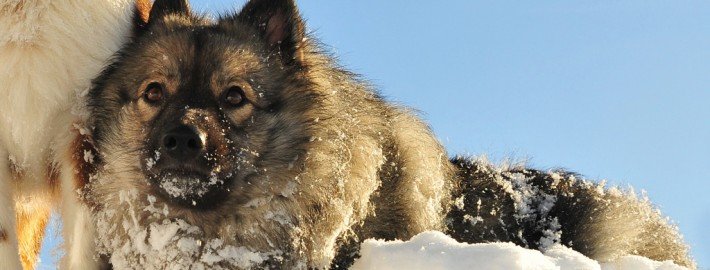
[88,0,313,211]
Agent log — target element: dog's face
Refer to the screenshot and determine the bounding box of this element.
[89,0,310,211]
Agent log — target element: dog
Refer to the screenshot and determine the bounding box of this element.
[83,0,694,269]
[0,0,148,269]
[446,157,694,268]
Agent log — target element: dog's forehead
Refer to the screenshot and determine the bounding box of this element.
[136,25,269,81]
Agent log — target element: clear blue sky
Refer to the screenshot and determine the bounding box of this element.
[39,1,709,269]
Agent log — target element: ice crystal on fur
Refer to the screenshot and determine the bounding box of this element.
[95,190,279,269]
[157,174,224,200]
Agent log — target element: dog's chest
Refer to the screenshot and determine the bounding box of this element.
[0,0,133,166]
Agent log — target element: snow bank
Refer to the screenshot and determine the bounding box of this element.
[352,231,687,270]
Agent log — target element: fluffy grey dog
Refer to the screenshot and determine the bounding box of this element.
[82,0,694,269]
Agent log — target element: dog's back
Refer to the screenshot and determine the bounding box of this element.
[0,0,135,163]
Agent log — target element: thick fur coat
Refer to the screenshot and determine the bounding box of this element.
[0,0,141,269]
[83,0,694,269]
[446,157,694,268]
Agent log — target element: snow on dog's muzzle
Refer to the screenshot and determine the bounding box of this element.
[152,170,230,209]
[144,124,233,209]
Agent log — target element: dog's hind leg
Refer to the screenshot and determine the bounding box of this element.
[15,201,50,270]
[0,151,23,270]
[58,192,103,270]
[58,134,105,270]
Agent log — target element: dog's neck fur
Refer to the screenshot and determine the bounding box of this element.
[0,0,134,168]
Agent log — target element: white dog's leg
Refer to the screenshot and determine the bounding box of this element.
[15,195,51,270]
[0,150,22,270]
[58,161,103,270]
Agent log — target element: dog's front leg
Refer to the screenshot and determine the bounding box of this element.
[0,149,23,270]
[57,133,107,270]
[58,165,105,270]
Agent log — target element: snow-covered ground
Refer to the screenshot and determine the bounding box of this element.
[38,224,690,269]
[352,231,688,270]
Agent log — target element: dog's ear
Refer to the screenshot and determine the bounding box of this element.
[132,0,151,34]
[236,0,306,65]
[133,0,191,35]
[149,0,191,22]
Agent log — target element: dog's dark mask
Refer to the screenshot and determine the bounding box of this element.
[88,0,307,210]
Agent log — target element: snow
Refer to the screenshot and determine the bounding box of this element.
[94,187,690,270]
[504,171,562,249]
[95,190,280,270]
[352,231,688,270]
[156,173,224,200]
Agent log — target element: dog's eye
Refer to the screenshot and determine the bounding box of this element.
[224,86,245,107]
[143,83,163,103]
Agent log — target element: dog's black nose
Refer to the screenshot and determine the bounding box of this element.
[162,125,205,161]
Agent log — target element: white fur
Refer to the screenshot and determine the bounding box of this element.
[0,148,22,269]
[0,0,135,268]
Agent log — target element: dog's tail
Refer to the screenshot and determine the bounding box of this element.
[444,156,695,269]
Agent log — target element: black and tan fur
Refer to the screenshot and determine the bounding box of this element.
[84,0,694,269]
[446,157,693,268]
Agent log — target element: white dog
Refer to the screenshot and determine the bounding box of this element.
[0,0,147,269]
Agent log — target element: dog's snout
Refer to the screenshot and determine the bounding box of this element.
[162,125,205,161]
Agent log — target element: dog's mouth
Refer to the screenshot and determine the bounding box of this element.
[148,169,233,210]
